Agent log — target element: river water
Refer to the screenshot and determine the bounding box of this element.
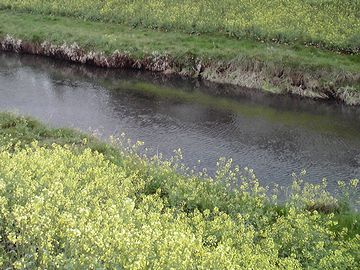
[0,52,359,189]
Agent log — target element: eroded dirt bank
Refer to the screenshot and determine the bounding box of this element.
[2,35,359,105]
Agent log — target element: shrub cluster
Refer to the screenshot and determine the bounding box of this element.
[0,0,359,53]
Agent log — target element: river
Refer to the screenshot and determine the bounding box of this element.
[1,52,359,190]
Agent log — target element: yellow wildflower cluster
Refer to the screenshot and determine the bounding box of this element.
[0,0,359,52]
[0,141,358,269]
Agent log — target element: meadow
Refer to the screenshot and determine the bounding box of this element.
[0,112,359,269]
[0,0,359,53]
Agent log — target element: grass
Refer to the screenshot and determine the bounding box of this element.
[0,10,358,73]
[0,111,359,268]
[0,0,359,53]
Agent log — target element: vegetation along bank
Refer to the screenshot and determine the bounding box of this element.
[0,112,359,268]
[0,1,359,104]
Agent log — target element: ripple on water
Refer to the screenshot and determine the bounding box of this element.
[0,52,359,191]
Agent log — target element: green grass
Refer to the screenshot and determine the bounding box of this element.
[0,10,359,73]
[0,111,120,160]
[0,0,359,53]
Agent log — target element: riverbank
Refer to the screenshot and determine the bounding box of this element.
[0,112,359,268]
[1,10,360,105]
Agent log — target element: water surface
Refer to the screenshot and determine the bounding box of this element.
[0,52,359,190]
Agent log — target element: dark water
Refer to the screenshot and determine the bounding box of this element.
[1,52,360,189]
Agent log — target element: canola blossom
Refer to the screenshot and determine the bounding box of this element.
[0,0,359,53]
[0,137,359,269]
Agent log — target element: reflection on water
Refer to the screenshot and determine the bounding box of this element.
[0,52,359,190]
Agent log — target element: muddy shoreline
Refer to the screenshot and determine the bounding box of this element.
[2,35,359,105]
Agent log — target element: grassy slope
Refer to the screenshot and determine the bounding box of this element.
[0,10,358,73]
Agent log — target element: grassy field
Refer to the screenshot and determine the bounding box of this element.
[0,0,359,53]
[0,112,359,269]
[1,10,359,71]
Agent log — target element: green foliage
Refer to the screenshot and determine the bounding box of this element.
[0,0,359,53]
[0,112,359,269]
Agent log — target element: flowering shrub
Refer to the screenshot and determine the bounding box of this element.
[0,138,358,268]
[0,0,359,53]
